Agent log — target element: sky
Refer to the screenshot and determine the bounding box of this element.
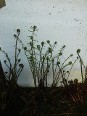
[0,0,87,86]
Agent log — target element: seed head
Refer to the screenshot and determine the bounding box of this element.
[77,49,81,53]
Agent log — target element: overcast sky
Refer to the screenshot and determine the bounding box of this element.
[0,0,87,86]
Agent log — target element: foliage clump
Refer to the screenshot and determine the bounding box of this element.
[0,26,87,115]
[15,26,76,87]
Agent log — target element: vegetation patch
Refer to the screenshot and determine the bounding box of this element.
[0,26,87,116]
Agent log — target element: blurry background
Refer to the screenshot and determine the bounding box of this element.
[0,0,87,86]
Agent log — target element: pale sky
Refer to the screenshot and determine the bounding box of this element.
[0,0,87,86]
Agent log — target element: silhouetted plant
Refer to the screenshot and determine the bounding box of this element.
[1,26,87,115]
[0,29,24,115]
[76,49,85,83]
[15,26,76,87]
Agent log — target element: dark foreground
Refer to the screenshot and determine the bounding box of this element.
[1,81,87,116]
